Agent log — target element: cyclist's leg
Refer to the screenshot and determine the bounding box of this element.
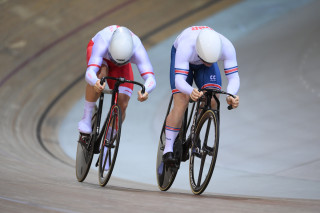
[163,45,193,159]
[78,40,108,135]
[164,93,189,154]
[105,59,134,122]
[117,93,130,121]
[79,66,108,133]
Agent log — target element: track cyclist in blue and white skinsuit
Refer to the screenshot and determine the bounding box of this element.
[163,26,240,163]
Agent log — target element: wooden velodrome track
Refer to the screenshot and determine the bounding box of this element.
[1,0,319,212]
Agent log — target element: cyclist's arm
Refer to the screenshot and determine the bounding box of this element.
[175,73,193,95]
[85,34,108,86]
[174,46,193,95]
[131,43,156,94]
[219,34,240,95]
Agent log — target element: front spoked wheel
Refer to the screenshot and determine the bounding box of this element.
[189,110,219,195]
[76,106,98,182]
[98,105,122,186]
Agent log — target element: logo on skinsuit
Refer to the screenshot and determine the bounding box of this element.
[210,75,216,81]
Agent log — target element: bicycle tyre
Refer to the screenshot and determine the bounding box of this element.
[75,106,98,182]
[189,110,219,195]
[98,105,122,187]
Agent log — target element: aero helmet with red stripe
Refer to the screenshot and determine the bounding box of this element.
[196,29,221,64]
[108,27,133,66]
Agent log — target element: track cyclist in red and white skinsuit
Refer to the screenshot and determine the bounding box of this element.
[163,26,240,163]
[78,25,156,143]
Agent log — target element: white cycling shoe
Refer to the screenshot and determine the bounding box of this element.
[78,118,92,134]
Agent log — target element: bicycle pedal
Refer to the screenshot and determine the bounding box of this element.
[78,134,91,148]
[194,152,202,158]
[192,148,202,158]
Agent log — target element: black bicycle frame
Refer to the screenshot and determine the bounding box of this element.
[161,89,234,149]
[94,76,145,146]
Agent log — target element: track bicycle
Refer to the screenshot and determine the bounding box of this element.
[76,76,145,186]
[156,88,235,195]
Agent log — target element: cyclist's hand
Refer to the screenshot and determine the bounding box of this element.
[94,80,105,93]
[226,95,239,109]
[190,88,203,101]
[138,90,148,102]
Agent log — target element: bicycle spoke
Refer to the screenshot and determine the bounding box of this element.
[204,145,214,156]
[111,114,116,137]
[102,148,107,172]
[197,153,207,187]
[107,114,118,146]
[99,153,103,177]
[204,117,211,146]
[108,148,111,169]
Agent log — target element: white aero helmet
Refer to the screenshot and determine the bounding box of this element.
[196,29,221,64]
[108,26,133,65]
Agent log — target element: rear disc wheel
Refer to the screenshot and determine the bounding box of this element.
[156,128,180,191]
[75,106,98,182]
